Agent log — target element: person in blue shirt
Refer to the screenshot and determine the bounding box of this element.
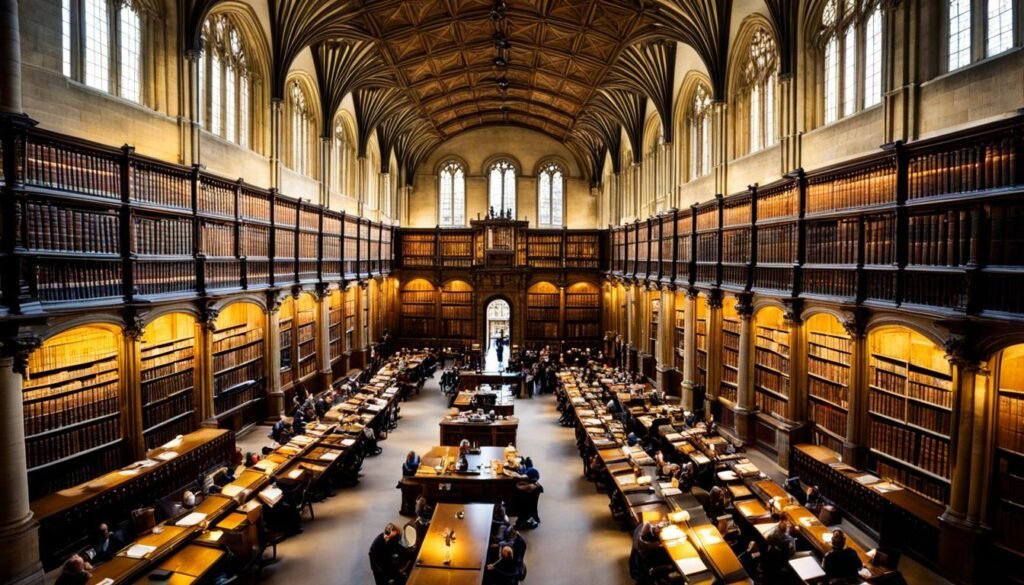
[402,451,420,476]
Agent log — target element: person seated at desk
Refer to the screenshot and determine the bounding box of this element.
[708,485,733,518]
[759,518,797,580]
[806,485,823,515]
[55,554,92,585]
[514,468,543,530]
[402,451,420,476]
[270,416,294,445]
[87,522,123,565]
[315,392,334,418]
[485,545,524,585]
[629,521,662,584]
[368,523,405,585]
[823,529,864,584]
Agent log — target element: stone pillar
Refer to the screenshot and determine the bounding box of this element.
[122,325,146,460]
[197,308,217,423]
[265,299,283,417]
[0,338,44,585]
[319,136,332,208]
[183,51,201,165]
[712,101,729,197]
[356,157,368,217]
[705,291,724,409]
[734,295,756,444]
[269,99,284,190]
[315,287,333,389]
[938,337,988,584]
[0,0,23,114]
[777,301,805,469]
[778,73,799,174]
[681,289,698,409]
[655,286,679,396]
[842,311,868,465]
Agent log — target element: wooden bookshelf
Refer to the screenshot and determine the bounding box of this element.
[566,282,601,340]
[439,231,473,268]
[868,328,953,504]
[295,293,317,380]
[648,295,660,356]
[140,313,197,450]
[805,314,852,455]
[23,326,123,497]
[753,307,790,420]
[212,302,265,427]
[400,232,437,267]
[674,293,685,372]
[278,296,295,389]
[526,232,562,269]
[328,290,343,363]
[344,287,357,351]
[565,232,601,269]
[361,285,371,350]
[694,296,708,387]
[527,281,560,342]
[441,280,474,340]
[996,346,1024,557]
[401,278,436,338]
[720,298,739,404]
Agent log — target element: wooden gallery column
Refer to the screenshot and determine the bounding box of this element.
[733,294,756,444]
[681,289,699,410]
[316,285,333,389]
[656,285,679,396]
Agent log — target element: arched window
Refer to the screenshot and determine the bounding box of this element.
[488,160,517,217]
[736,27,777,154]
[199,14,253,147]
[438,161,466,226]
[333,118,355,198]
[987,0,1016,57]
[288,80,314,176]
[62,0,146,103]
[689,83,713,180]
[820,0,884,125]
[537,162,564,227]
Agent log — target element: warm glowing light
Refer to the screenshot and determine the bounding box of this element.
[660,524,686,542]
[669,510,690,524]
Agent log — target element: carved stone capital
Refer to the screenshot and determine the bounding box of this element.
[944,334,982,370]
[685,287,699,300]
[265,290,285,314]
[783,298,804,325]
[735,293,755,318]
[125,314,146,341]
[840,307,869,339]
[706,289,724,310]
[1,336,41,377]
[202,303,220,332]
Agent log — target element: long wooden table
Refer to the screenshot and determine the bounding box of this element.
[439,417,518,447]
[453,385,515,417]
[406,503,494,585]
[406,446,520,506]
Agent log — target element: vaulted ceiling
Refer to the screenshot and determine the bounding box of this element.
[185,0,778,183]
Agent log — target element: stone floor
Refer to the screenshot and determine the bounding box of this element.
[235,370,951,585]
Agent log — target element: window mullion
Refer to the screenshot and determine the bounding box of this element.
[109,1,119,96]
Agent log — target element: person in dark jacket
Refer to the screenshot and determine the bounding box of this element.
[485,545,523,585]
[823,529,864,584]
[55,555,92,585]
[402,451,420,476]
[89,522,123,564]
[628,521,661,584]
[368,523,404,585]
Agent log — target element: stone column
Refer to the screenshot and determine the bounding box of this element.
[315,287,333,389]
[655,286,679,396]
[356,157,368,217]
[778,73,799,174]
[264,298,283,417]
[122,324,146,460]
[0,338,44,585]
[777,301,805,469]
[842,311,868,465]
[681,289,698,408]
[938,337,988,584]
[197,307,217,423]
[319,136,332,208]
[269,99,284,190]
[0,0,23,114]
[183,51,201,165]
[705,290,724,407]
[712,101,729,197]
[734,295,756,444]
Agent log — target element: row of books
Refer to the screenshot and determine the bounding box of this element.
[198,182,235,217]
[864,215,897,265]
[806,219,858,265]
[402,304,435,318]
[721,359,738,382]
[402,320,435,337]
[141,336,194,361]
[201,222,235,257]
[133,216,192,256]
[527,322,560,339]
[239,192,271,222]
[214,378,264,415]
[875,460,949,504]
[757,324,790,345]
[809,376,849,408]
[26,415,120,469]
[808,331,852,352]
[213,326,263,353]
[240,225,270,256]
[997,392,1024,454]
[723,201,752,227]
[908,210,971,267]
[722,230,751,262]
[907,381,954,410]
[142,391,194,428]
[755,368,790,397]
[807,346,851,371]
[444,321,475,338]
[213,339,263,372]
[567,293,600,306]
[907,142,1015,200]
[869,387,907,421]
[528,308,559,321]
[214,360,264,394]
[441,292,472,304]
[810,400,847,437]
[908,401,952,436]
[720,380,737,402]
[755,391,786,418]
[871,419,950,478]
[806,163,896,213]
[755,346,789,372]
[813,426,845,455]
[696,208,718,231]
[528,293,560,307]
[26,143,120,198]
[141,370,193,405]
[26,202,120,254]
[441,306,472,319]
[988,203,1024,266]
[757,224,798,264]
[756,187,798,220]
[695,233,718,260]
[24,381,118,437]
[141,354,194,382]
[566,308,600,321]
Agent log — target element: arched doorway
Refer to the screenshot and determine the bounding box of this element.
[485,298,511,371]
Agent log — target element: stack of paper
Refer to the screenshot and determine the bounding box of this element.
[176,512,208,527]
[124,544,156,559]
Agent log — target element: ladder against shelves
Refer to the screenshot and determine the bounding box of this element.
[212,302,266,430]
[140,313,199,450]
[867,327,952,504]
[804,313,853,455]
[753,306,791,449]
[22,325,123,498]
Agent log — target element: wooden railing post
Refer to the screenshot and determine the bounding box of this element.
[792,169,806,298]
[120,144,135,303]
[748,185,758,292]
[191,164,205,295]
[0,113,36,313]
[235,179,246,289]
